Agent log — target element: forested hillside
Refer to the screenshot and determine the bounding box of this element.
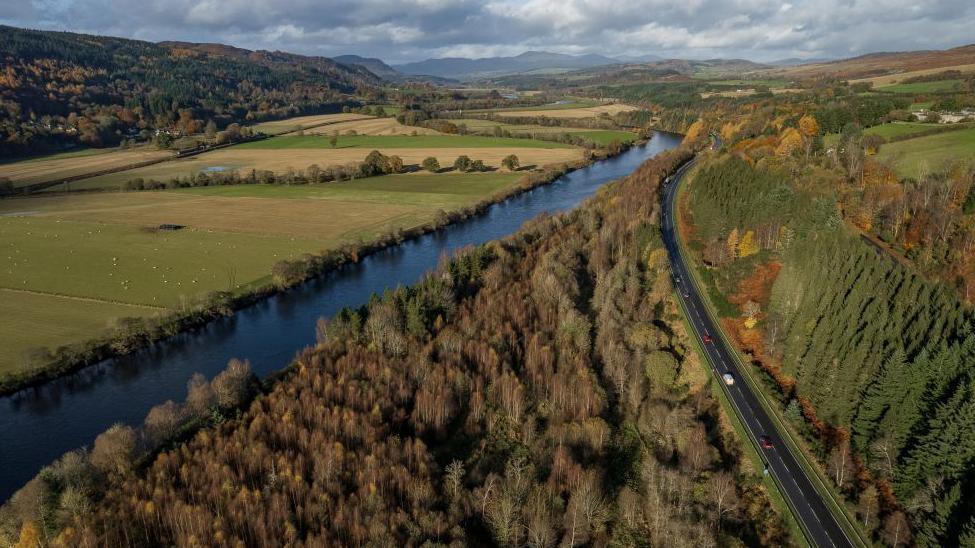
[685,156,975,545]
[0,147,791,546]
[0,26,381,157]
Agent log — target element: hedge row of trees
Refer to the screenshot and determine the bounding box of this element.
[2,146,790,545]
[686,155,975,545]
[122,150,406,191]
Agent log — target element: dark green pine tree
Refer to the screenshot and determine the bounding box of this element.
[896,381,975,499]
[851,347,907,450]
[914,482,961,548]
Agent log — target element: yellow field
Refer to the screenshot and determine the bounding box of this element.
[305,117,440,136]
[849,63,975,87]
[250,113,374,134]
[494,103,638,118]
[1,146,174,187]
[68,146,582,188]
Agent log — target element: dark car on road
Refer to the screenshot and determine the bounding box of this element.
[759,435,774,449]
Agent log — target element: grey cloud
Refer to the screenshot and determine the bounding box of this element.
[1,0,973,63]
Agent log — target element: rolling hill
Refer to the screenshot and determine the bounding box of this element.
[393,50,622,80]
[0,26,381,157]
[772,43,975,81]
[333,54,401,80]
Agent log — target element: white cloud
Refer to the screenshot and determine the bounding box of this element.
[2,0,973,63]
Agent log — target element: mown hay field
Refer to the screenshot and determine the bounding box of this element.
[1,146,174,187]
[249,113,373,134]
[0,171,524,371]
[304,117,440,136]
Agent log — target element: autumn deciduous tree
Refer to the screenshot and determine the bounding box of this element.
[422,156,440,172]
[726,228,740,259]
[738,229,760,258]
[798,114,819,138]
[453,155,472,172]
[502,154,520,171]
[775,127,804,157]
[90,424,137,477]
[211,358,254,408]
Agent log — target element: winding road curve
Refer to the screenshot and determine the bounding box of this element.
[660,142,857,548]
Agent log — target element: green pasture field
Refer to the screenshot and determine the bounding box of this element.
[823,122,972,147]
[0,289,161,371]
[451,119,637,145]
[877,79,964,94]
[876,127,975,179]
[465,99,599,113]
[0,170,531,372]
[176,172,522,208]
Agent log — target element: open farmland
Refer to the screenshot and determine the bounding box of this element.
[0,289,162,371]
[304,117,439,136]
[68,147,580,190]
[876,127,975,179]
[249,113,374,135]
[489,103,638,119]
[877,79,966,94]
[0,170,527,371]
[451,119,638,144]
[847,63,975,87]
[0,146,173,188]
[234,134,575,149]
[823,121,973,147]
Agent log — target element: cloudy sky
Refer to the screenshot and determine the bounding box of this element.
[2,0,974,64]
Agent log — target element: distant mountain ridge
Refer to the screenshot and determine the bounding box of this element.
[773,43,975,80]
[333,54,400,80]
[393,50,622,80]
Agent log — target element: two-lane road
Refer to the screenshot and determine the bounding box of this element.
[660,149,856,548]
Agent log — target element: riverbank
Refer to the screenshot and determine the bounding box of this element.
[0,138,647,396]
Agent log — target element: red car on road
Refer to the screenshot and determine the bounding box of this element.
[703,334,713,344]
[759,435,774,449]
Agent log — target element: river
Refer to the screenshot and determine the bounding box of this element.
[0,131,682,502]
